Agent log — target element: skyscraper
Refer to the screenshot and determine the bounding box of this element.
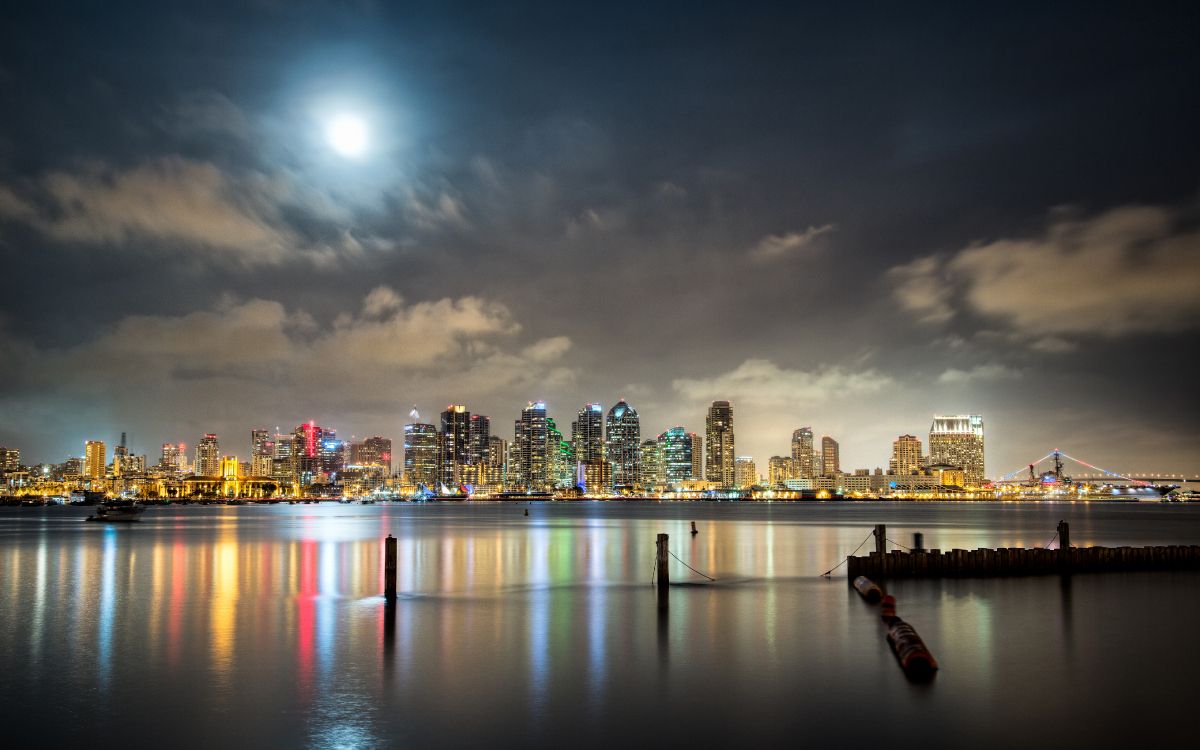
[486,436,507,487]
[403,423,439,489]
[791,428,815,479]
[251,429,272,476]
[890,434,923,476]
[514,401,550,491]
[572,403,607,493]
[606,400,641,491]
[821,436,840,476]
[292,423,336,483]
[0,446,19,474]
[929,415,985,487]
[547,417,574,489]
[768,456,792,486]
[469,415,491,483]
[440,405,472,486]
[689,432,704,480]
[705,401,735,489]
[639,439,660,490]
[271,433,294,480]
[84,440,106,481]
[735,456,757,489]
[354,436,393,474]
[658,427,694,485]
[195,434,220,477]
[159,443,183,474]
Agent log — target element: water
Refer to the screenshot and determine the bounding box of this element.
[2,502,1196,748]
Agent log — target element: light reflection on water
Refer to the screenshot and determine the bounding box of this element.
[1,501,1197,748]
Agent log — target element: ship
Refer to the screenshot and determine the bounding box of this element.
[85,499,146,523]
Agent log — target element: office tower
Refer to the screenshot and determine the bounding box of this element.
[159,443,182,474]
[658,427,694,485]
[355,436,393,474]
[705,401,735,489]
[195,433,220,477]
[293,422,336,483]
[547,417,574,489]
[112,432,128,477]
[84,440,106,481]
[572,403,608,492]
[469,415,491,483]
[486,436,507,486]
[929,415,985,487]
[689,432,704,480]
[890,434,923,476]
[439,405,472,486]
[220,456,240,480]
[320,434,344,478]
[514,401,549,491]
[250,429,272,476]
[403,423,439,488]
[791,427,815,479]
[639,439,660,489]
[821,436,840,476]
[735,456,757,489]
[768,456,793,486]
[271,433,295,479]
[606,400,641,491]
[0,446,21,473]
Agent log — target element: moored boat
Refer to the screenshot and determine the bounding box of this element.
[85,500,146,523]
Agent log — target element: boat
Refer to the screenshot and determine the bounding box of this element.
[85,500,146,523]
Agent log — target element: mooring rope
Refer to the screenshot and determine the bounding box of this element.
[1043,530,1059,549]
[886,537,913,551]
[667,550,716,582]
[820,529,875,577]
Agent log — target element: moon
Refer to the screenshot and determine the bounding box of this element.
[326,114,368,157]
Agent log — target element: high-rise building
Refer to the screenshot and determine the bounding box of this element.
[469,415,490,484]
[639,439,660,490]
[768,456,793,486]
[353,436,393,474]
[112,432,128,477]
[84,440,106,481]
[439,405,472,486]
[195,433,220,477]
[250,429,272,476]
[890,434,923,476]
[159,443,184,474]
[658,427,695,485]
[220,455,240,480]
[547,417,574,489]
[705,401,735,489]
[735,456,757,489]
[572,403,608,493]
[513,401,550,491]
[929,415,985,487]
[606,400,641,491]
[791,428,815,479]
[821,436,840,476]
[689,432,704,480]
[403,423,439,489]
[272,433,294,480]
[486,436,508,487]
[293,423,337,483]
[0,446,19,474]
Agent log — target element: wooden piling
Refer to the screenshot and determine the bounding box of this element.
[913,532,924,553]
[874,524,887,557]
[384,534,397,601]
[691,521,698,536]
[656,533,669,607]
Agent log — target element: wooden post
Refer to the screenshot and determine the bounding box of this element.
[874,524,887,557]
[912,532,924,553]
[691,521,698,536]
[1057,520,1070,549]
[384,534,397,601]
[656,533,669,607]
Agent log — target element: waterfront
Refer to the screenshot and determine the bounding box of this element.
[2,502,1197,748]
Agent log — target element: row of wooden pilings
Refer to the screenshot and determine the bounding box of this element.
[847,522,1200,581]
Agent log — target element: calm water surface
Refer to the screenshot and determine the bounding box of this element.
[2,502,1197,748]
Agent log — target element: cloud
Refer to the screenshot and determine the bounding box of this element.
[937,364,1022,385]
[749,224,836,261]
[672,358,892,406]
[890,203,1200,340]
[0,157,382,266]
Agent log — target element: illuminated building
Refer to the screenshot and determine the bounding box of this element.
[572,403,608,493]
[84,440,106,481]
[689,432,703,480]
[929,414,985,487]
[705,401,735,489]
[0,446,19,474]
[354,436,393,474]
[821,436,840,476]
[658,427,694,485]
[735,456,757,489]
[792,427,815,479]
[403,423,439,489]
[220,456,240,480]
[469,415,490,483]
[159,443,183,474]
[292,422,337,484]
[195,433,220,477]
[547,417,574,489]
[251,429,272,476]
[439,405,471,486]
[271,433,294,479]
[112,433,128,477]
[513,401,549,491]
[889,434,923,476]
[768,456,793,486]
[606,400,641,492]
[486,436,507,487]
[639,439,660,490]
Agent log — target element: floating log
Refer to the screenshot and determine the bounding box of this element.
[886,618,939,680]
[853,576,883,603]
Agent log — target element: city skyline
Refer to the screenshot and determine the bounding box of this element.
[2,3,1198,476]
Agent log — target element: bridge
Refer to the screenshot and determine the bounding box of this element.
[996,450,1199,488]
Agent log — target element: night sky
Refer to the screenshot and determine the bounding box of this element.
[1,1,1197,475]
